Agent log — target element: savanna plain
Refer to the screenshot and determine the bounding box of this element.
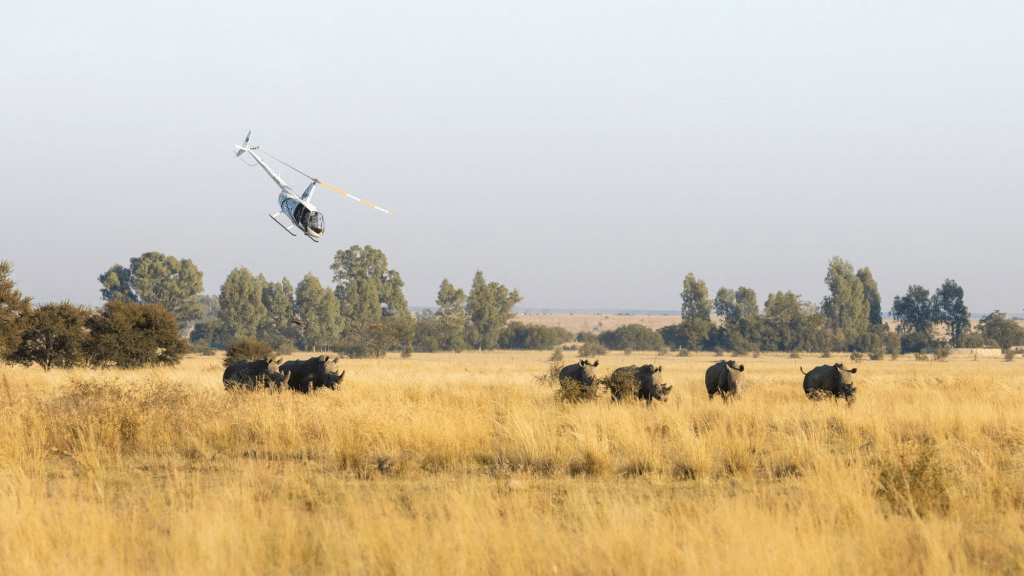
[2,350,1023,575]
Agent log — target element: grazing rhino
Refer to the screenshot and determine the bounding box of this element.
[610,364,673,404]
[223,357,291,391]
[801,363,857,404]
[558,359,600,389]
[705,360,745,401]
[280,355,345,393]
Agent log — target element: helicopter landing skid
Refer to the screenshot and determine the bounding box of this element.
[268,213,298,236]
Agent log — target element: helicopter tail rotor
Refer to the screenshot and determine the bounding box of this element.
[234,130,252,157]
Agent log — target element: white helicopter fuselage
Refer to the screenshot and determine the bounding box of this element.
[236,135,325,240]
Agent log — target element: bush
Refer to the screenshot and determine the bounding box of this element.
[603,371,637,402]
[498,322,573,350]
[597,324,665,352]
[850,351,864,362]
[550,347,564,362]
[224,338,276,367]
[555,377,598,403]
[875,439,951,518]
[578,341,607,357]
[8,302,90,369]
[84,301,188,368]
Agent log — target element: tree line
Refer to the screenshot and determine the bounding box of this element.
[660,257,1024,356]
[3,252,1024,370]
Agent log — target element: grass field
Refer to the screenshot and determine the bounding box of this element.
[1,350,1023,575]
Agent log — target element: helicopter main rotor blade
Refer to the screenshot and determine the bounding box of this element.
[317,181,394,216]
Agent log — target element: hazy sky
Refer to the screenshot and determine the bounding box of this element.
[3,1,1022,315]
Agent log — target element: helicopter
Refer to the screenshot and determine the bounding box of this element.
[234,131,393,241]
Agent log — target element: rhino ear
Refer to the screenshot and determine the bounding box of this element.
[593,360,599,367]
[850,367,858,374]
[738,364,745,372]
[579,360,586,367]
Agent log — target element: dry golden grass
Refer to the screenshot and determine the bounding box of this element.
[1,350,1024,575]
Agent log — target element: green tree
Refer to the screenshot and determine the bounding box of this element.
[84,301,189,368]
[256,277,299,351]
[821,256,869,346]
[339,318,414,358]
[413,309,443,353]
[217,267,267,340]
[677,272,713,350]
[0,260,32,359]
[977,311,1024,350]
[435,278,468,352]
[8,302,90,369]
[714,285,762,352]
[294,273,344,351]
[891,285,937,352]
[465,270,522,350]
[857,267,883,325]
[331,245,409,323]
[762,291,827,352]
[98,252,204,331]
[932,279,970,347]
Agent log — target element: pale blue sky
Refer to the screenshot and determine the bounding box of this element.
[2,1,1021,314]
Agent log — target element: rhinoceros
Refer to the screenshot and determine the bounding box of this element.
[559,359,600,389]
[801,363,857,404]
[609,364,672,404]
[705,360,745,401]
[223,357,292,391]
[280,355,345,393]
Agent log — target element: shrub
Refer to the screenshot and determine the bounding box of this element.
[549,347,564,363]
[224,338,276,367]
[84,301,188,368]
[8,302,90,369]
[555,377,598,403]
[498,322,573,350]
[603,371,637,402]
[597,324,665,351]
[578,341,607,357]
[850,351,864,362]
[875,439,951,518]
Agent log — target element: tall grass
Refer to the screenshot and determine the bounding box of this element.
[0,352,1023,574]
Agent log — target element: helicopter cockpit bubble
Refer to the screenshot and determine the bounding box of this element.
[308,211,325,236]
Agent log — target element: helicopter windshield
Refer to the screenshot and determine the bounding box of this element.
[308,211,325,235]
